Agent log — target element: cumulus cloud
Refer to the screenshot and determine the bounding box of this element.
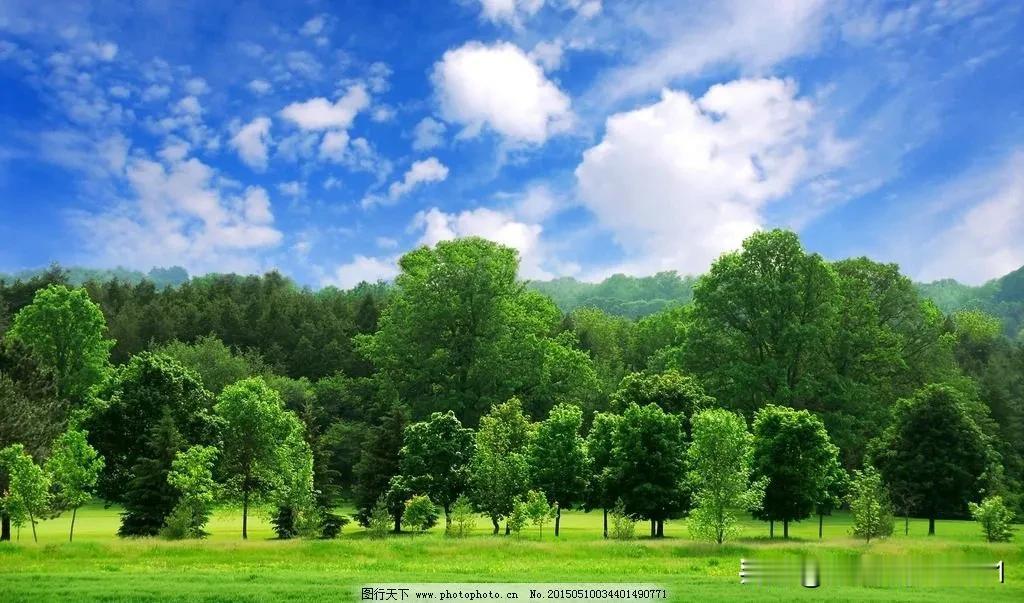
[74,155,282,274]
[248,79,272,95]
[412,117,446,150]
[319,130,350,161]
[185,77,209,96]
[322,255,400,288]
[279,84,370,130]
[432,41,572,144]
[230,117,273,170]
[575,78,816,277]
[387,157,449,201]
[300,15,326,37]
[477,0,601,25]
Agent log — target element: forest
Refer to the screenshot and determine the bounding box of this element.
[0,229,1022,547]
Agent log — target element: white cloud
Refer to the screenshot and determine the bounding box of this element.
[592,0,828,105]
[279,84,369,130]
[512,183,560,222]
[175,95,202,115]
[142,84,170,102]
[248,79,272,95]
[278,180,306,199]
[319,130,350,161]
[185,77,209,95]
[432,41,572,144]
[477,0,600,25]
[530,39,564,71]
[575,78,816,277]
[372,105,396,122]
[74,155,282,273]
[412,206,553,279]
[387,157,449,201]
[230,117,272,170]
[376,236,399,249]
[300,14,326,37]
[84,41,118,61]
[412,117,446,150]
[322,255,400,288]
[914,152,1024,284]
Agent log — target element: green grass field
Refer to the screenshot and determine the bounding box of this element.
[0,504,1021,602]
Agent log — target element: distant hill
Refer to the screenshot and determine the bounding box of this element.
[0,265,190,289]
[527,272,697,319]
[916,265,1024,339]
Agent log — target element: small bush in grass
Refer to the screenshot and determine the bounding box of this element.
[368,496,392,539]
[508,500,529,538]
[848,466,894,543]
[609,499,636,540]
[320,513,350,539]
[969,496,1014,542]
[404,494,440,534]
[523,490,555,538]
[448,495,476,537]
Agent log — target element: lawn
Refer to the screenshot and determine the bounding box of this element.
[0,504,1020,602]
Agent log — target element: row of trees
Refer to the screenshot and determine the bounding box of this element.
[1,230,1020,543]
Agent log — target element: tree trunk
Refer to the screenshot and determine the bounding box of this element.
[445,505,451,532]
[928,515,935,536]
[656,519,664,538]
[491,517,499,535]
[29,510,37,543]
[242,489,249,540]
[818,514,823,540]
[555,506,561,537]
[904,514,909,535]
[602,508,608,539]
[70,507,78,542]
[505,522,510,536]
[769,520,774,539]
[393,516,401,533]
[650,519,656,537]
[783,519,789,539]
[1,512,10,542]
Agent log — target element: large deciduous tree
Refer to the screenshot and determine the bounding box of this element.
[528,403,590,536]
[469,398,533,534]
[215,376,298,539]
[751,405,840,539]
[398,410,475,531]
[612,402,686,537]
[869,384,995,535]
[7,285,113,405]
[610,370,714,435]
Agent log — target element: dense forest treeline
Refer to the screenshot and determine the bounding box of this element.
[1,230,1022,544]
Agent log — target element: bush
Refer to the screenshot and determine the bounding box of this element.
[320,512,350,539]
[448,495,476,537]
[404,494,440,534]
[368,497,392,539]
[609,499,636,540]
[969,496,1014,542]
[272,506,299,539]
[161,504,198,540]
[507,500,528,537]
[848,466,894,543]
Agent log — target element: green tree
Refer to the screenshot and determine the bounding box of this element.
[848,466,894,543]
[752,405,839,538]
[45,429,104,541]
[270,426,318,539]
[367,496,392,539]
[398,411,475,531]
[585,411,621,538]
[610,370,714,435]
[469,398,533,534]
[686,408,765,544]
[0,444,51,542]
[683,230,838,415]
[815,458,849,540]
[448,495,476,537]
[357,238,596,424]
[608,499,636,540]
[870,384,994,535]
[118,410,185,536]
[84,352,219,503]
[163,445,218,539]
[522,489,555,538]
[352,402,409,527]
[968,496,1014,542]
[215,377,297,539]
[404,494,440,534]
[7,285,113,404]
[528,403,589,536]
[612,402,686,537]
[155,335,261,394]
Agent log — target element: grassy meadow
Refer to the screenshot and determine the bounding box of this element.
[0,504,1021,602]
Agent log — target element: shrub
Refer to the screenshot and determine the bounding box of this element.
[848,466,894,543]
[320,513,350,539]
[507,500,528,538]
[404,494,440,534]
[609,499,636,541]
[160,504,195,540]
[448,495,476,537]
[368,496,392,539]
[969,496,1014,542]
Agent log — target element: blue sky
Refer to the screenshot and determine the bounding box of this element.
[0,0,1022,287]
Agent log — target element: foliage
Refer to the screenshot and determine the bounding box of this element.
[118,410,185,536]
[367,497,391,539]
[469,398,533,533]
[608,499,635,540]
[610,370,713,434]
[0,340,65,461]
[968,496,1014,542]
[528,403,589,534]
[155,335,263,394]
[270,427,319,539]
[610,402,686,533]
[398,410,475,527]
[870,384,994,534]
[7,284,113,405]
[0,444,51,542]
[404,494,440,534]
[162,445,218,539]
[448,495,476,537]
[45,429,104,541]
[584,411,620,515]
[751,405,840,537]
[528,272,696,319]
[521,489,555,538]
[687,408,764,544]
[848,467,894,543]
[507,499,528,537]
[352,402,409,526]
[215,377,299,539]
